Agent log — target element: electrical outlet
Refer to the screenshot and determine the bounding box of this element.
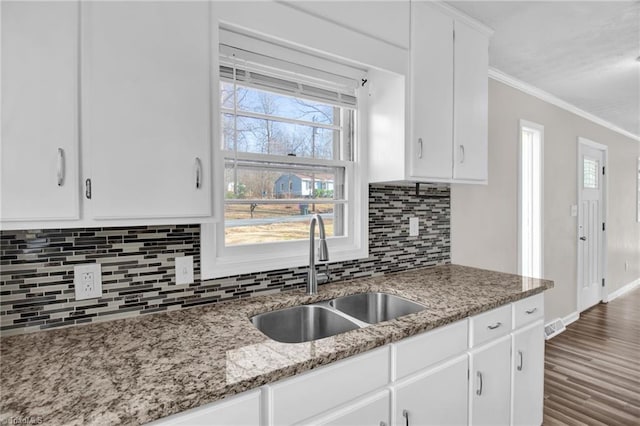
[74,263,102,300]
[175,256,194,285]
[409,217,419,237]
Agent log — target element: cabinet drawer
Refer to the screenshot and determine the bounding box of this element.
[394,319,468,380]
[308,390,390,426]
[469,304,511,347]
[513,293,544,329]
[149,389,261,425]
[267,346,390,425]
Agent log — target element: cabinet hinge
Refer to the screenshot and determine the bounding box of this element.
[85,178,92,199]
[602,278,605,287]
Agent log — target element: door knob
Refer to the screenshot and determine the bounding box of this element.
[579,236,587,241]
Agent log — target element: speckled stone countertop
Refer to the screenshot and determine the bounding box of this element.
[0,264,553,425]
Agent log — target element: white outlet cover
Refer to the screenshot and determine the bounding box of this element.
[74,263,102,301]
[409,217,419,237]
[175,256,194,285]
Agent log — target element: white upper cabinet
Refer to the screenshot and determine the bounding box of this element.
[81,1,212,220]
[368,1,491,184]
[409,1,454,180]
[453,19,489,181]
[1,1,80,223]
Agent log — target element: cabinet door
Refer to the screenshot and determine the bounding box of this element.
[82,1,211,220]
[409,2,454,180]
[1,1,79,222]
[512,321,544,426]
[312,390,390,426]
[453,20,488,182]
[469,335,511,426]
[395,355,468,426]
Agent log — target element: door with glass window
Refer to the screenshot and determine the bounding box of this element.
[578,141,605,311]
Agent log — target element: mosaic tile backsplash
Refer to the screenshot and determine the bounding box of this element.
[0,184,450,335]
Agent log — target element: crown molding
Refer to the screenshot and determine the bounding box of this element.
[489,68,640,143]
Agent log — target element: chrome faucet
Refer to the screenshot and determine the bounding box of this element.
[307,214,329,295]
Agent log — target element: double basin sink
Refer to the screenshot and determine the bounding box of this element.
[251,292,426,344]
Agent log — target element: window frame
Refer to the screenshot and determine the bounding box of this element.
[201,30,369,280]
[518,119,544,280]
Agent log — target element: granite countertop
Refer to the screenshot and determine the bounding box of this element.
[0,264,553,425]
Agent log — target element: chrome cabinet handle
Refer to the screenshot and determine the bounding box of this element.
[459,145,465,163]
[194,157,202,189]
[418,138,423,159]
[402,409,409,426]
[57,148,65,186]
[487,322,502,330]
[476,371,483,396]
[517,350,524,371]
[526,307,537,314]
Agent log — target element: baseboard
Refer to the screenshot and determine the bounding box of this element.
[606,278,640,302]
[562,311,580,327]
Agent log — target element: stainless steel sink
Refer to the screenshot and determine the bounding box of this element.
[329,292,426,324]
[251,305,360,344]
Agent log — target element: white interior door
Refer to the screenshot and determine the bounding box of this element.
[578,142,604,311]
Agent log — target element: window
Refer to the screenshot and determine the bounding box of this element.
[201,29,368,279]
[519,120,544,280]
[583,157,599,189]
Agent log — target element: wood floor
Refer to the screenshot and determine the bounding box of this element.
[543,288,640,425]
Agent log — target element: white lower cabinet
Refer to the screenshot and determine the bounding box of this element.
[310,390,391,426]
[266,347,390,425]
[469,335,512,426]
[149,296,546,426]
[512,321,545,426]
[394,354,468,426]
[149,389,260,425]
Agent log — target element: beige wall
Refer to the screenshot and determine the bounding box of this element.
[452,79,640,322]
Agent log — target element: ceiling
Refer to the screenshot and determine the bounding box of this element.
[447,1,640,138]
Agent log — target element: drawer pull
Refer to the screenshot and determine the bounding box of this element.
[487,322,502,330]
[526,307,538,314]
[517,350,524,371]
[476,371,483,396]
[402,409,409,426]
[418,138,423,159]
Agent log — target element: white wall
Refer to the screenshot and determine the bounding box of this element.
[452,79,640,322]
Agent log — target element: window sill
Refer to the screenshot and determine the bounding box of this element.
[200,223,368,280]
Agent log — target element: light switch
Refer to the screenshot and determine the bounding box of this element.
[175,256,194,285]
[409,217,419,237]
